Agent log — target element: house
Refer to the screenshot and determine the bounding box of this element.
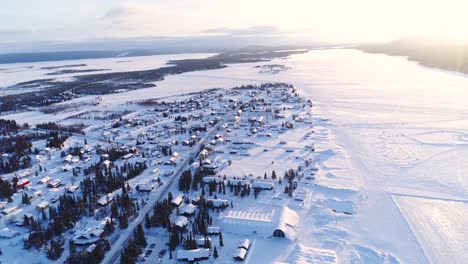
[136,184,155,192]
[233,247,248,261]
[17,179,30,188]
[38,176,51,185]
[0,228,20,239]
[2,206,19,215]
[206,198,230,209]
[200,149,209,159]
[174,216,188,229]
[207,226,221,235]
[228,179,250,187]
[67,185,80,193]
[62,164,73,171]
[48,179,62,188]
[63,154,73,163]
[238,239,250,250]
[122,153,133,160]
[171,195,184,207]
[252,181,274,190]
[73,217,109,245]
[179,204,197,217]
[196,237,212,248]
[177,249,210,262]
[18,170,33,179]
[202,176,223,185]
[36,201,49,211]
[97,193,114,206]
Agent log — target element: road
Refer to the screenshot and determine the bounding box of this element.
[101,121,222,264]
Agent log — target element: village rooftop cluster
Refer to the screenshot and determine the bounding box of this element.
[0,83,323,263]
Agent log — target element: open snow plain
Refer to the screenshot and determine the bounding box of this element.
[2,49,467,263]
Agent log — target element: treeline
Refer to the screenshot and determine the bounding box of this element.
[120,224,147,264]
[0,119,21,135]
[37,122,86,134]
[0,135,32,174]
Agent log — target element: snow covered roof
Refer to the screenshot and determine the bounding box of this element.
[220,205,299,240]
[174,216,188,228]
[172,195,184,207]
[196,237,212,246]
[72,217,109,245]
[0,228,20,238]
[233,247,248,260]
[238,239,250,250]
[207,226,220,234]
[206,198,230,208]
[203,176,223,184]
[177,248,210,261]
[97,193,114,206]
[179,204,197,216]
[38,176,51,184]
[252,181,274,190]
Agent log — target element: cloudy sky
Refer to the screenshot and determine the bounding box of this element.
[1,0,467,52]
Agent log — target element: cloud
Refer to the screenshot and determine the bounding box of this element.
[103,7,136,19]
[0,29,30,35]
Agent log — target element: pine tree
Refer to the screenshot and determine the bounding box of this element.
[213,246,219,259]
[136,224,147,247]
[145,213,151,228]
[219,232,224,247]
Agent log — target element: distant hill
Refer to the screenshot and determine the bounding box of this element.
[0,50,202,64]
[361,37,468,74]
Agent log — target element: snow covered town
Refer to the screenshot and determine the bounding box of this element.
[0,82,339,263]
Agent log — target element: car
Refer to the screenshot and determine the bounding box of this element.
[158,249,167,257]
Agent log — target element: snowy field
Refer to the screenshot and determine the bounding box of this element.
[2,49,468,263]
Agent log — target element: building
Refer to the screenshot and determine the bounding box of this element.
[136,184,155,192]
[252,181,274,190]
[206,198,230,209]
[48,179,62,188]
[97,193,114,206]
[72,217,109,245]
[238,239,250,250]
[174,216,188,229]
[171,195,184,207]
[179,204,197,217]
[0,228,20,239]
[196,237,212,248]
[177,249,210,262]
[206,226,220,235]
[233,247,248,261]
[1,206,18,215]
[36,201,49,211]
[17,179,30,188]
[220,206,299,240]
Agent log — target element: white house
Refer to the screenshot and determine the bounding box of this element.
[220,206,299,240]
[97,193,114,206]
[177,248,210,262]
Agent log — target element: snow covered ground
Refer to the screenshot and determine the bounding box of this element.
[2,49,468,263]
[0,53,215,89]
